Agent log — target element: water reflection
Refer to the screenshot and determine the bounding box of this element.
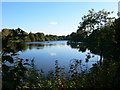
[2,40,100,74]
[67,42,88,53]
[2,40,102,89]
[23,41,67,50]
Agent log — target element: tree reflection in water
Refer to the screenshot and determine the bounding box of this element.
[2,36,120,88]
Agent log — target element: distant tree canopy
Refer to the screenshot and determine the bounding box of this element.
[1,28,69,43]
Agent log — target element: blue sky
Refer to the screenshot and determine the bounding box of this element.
[2,2,118,35]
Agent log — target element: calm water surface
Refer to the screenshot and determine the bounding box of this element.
[16,40,99,74]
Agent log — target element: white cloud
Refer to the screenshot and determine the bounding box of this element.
[49,52,57,56]
[49,22,58,25]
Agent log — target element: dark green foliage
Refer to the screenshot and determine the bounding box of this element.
[2,55,13,63]
[69,9,115,42]
[67,14,120,88]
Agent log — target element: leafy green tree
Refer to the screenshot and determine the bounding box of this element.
[70,9,115,43]
[78,9,115,34]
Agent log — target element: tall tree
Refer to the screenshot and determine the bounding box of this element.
[77,9,115,35]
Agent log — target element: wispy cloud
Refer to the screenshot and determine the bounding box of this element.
[49,22,58,25]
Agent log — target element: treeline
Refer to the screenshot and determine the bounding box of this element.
[1,28,69,42]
